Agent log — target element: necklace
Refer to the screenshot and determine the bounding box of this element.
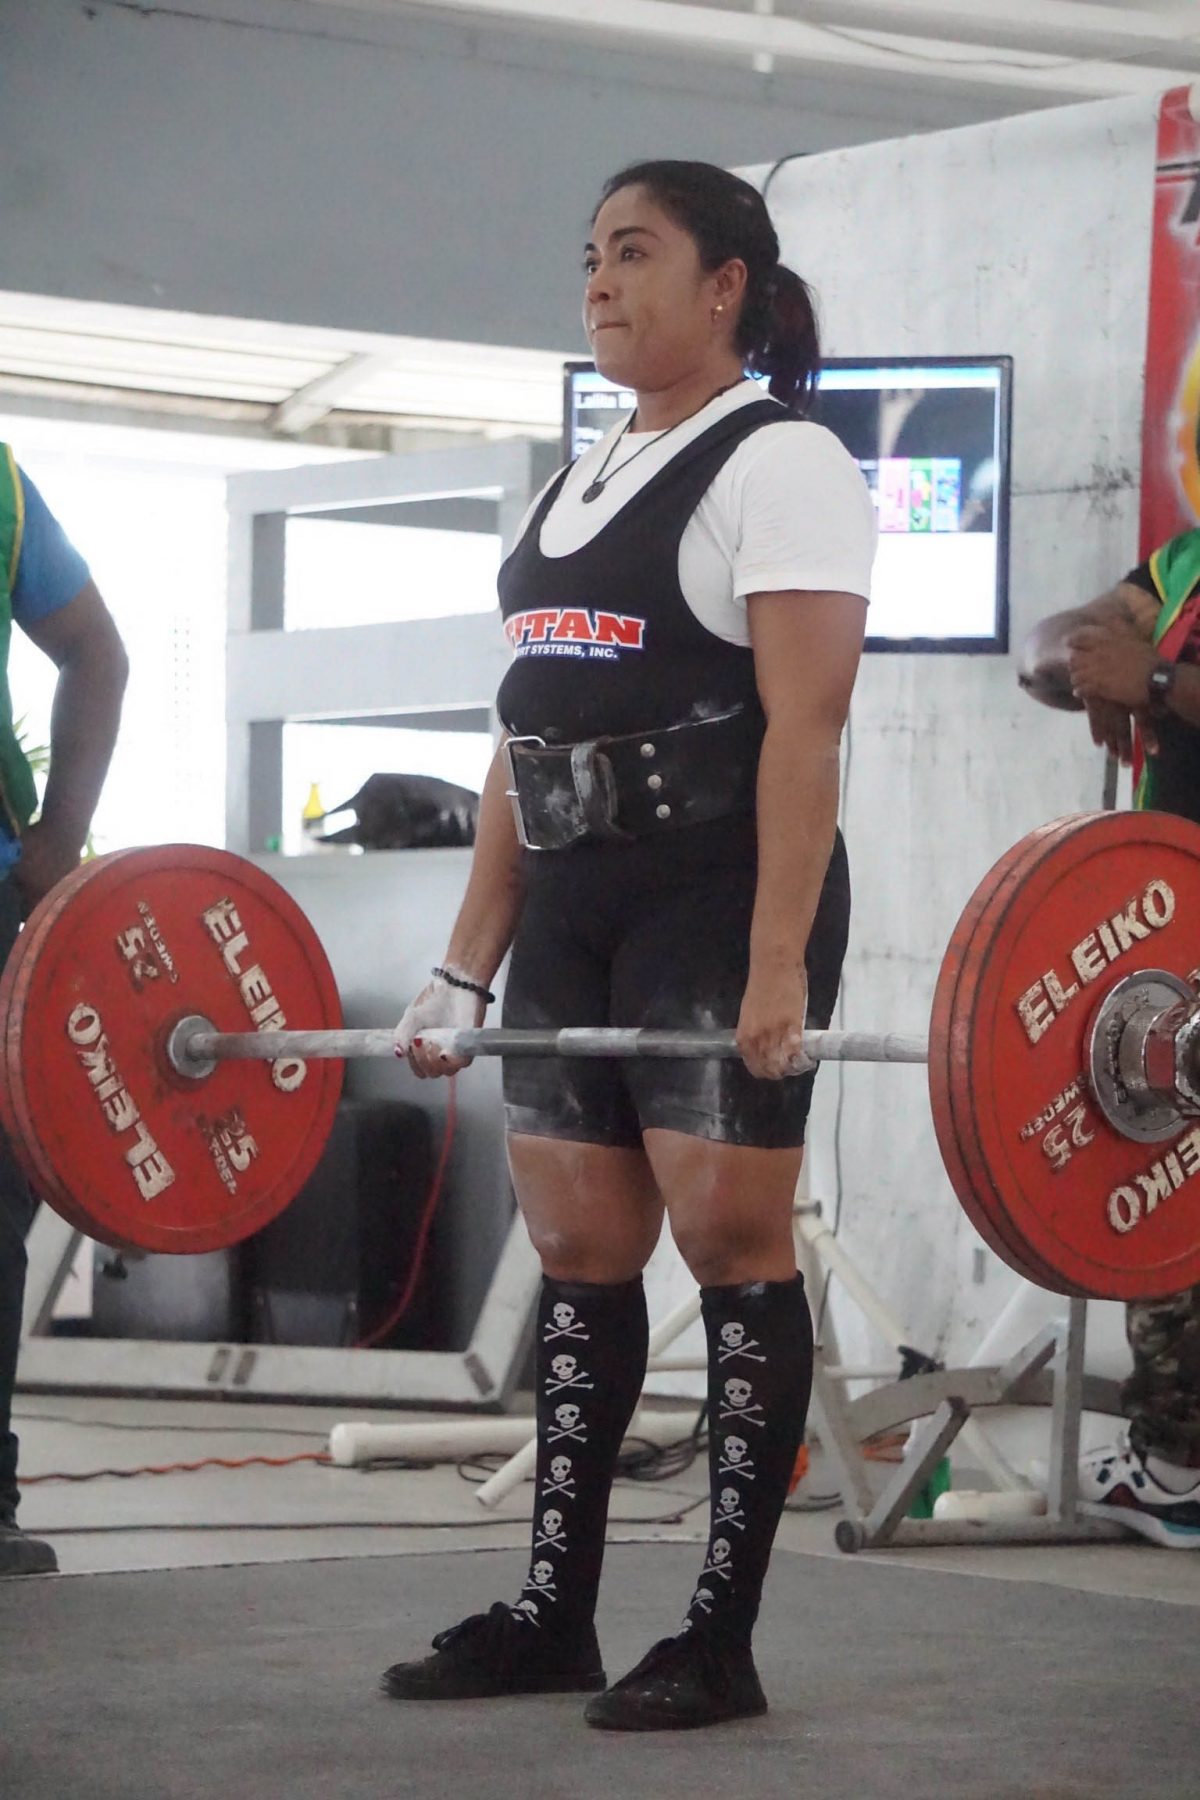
[580,380,742,504]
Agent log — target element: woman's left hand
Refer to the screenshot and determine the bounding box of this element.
[736,964,812,1080]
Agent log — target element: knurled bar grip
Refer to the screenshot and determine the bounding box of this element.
[181,1026,929,1064]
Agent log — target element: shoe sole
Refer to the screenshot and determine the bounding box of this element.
[382,1671,606,1702]
[0,1550,58,1577]
[585,1697,768,1732]
[1080,1500,1200,1550]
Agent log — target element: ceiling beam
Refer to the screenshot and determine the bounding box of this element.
[268,350,400,435]
[310,0,1200,98]
[806,0,1200,54]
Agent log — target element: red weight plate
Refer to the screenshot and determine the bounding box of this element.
[942,812,1200,1299]
[943,818,1106,1296]
[0,845,344,1253]
[935,815,1154,1296]
[929,826,1052,1277]
[0,864,119,1238]
[931,817,1092,1292]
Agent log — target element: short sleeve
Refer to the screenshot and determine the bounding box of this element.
[10,469,90,628]
[727,423,876,603]
[1122,558,1156,597]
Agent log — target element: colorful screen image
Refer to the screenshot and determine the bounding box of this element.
[562,356,1011,653]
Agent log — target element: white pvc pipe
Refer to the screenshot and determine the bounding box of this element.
[330,1409,694,1481]
[472,1408,692,1509]
[933,1488,1048,1523]
[647,1291,702,1355]
[329,1418,540,1468]
[468,1291,708,1509]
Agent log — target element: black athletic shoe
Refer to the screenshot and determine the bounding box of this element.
[380,1602,606,1701]
[0,1519,57,1578]
[584,1630,767,1732]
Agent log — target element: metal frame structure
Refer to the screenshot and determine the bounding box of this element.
[18,1202,541,1409]
[831,1295,1126,1551]
[224,436,558,856]
[17,437,560,1410]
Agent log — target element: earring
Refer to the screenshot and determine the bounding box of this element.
[712,303,725,323]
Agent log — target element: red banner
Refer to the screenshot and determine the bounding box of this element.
[1140,86,1200,558]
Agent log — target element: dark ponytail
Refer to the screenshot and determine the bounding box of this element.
[595,159,821,415]
[741,264,820,416]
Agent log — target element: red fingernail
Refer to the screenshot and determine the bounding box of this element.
[413,1036,423,1047]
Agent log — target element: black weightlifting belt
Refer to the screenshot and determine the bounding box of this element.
[504,706,762,851]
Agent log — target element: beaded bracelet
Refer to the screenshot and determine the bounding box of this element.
[432,965,496,1005]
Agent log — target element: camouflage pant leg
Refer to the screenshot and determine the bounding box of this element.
[1122,1285,1200,1465]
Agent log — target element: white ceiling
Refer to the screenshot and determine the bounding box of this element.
[4,0,1198,450]
[0,290,568,449]
[313,0,1200,101]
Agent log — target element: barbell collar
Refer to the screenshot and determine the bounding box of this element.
[175,1022,930,1071]
[1086,973,1200,1143]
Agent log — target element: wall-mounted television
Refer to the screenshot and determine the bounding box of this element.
[562,356,1012,655]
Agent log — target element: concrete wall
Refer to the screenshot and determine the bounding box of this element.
[640,95,1158,1406]
[744,95,1157,1381]
[2,0,1035,353]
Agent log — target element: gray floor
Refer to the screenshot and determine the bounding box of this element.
[4,1542,1200,1800]
[5,1397,1200,1799]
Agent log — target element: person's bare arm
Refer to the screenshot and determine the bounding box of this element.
[398,737,527,1077]
[1067,625,1200,731]
[16,579,128,908]
[1017,580,1159,710]
[740,590,867,1080]
[440,738,526,986]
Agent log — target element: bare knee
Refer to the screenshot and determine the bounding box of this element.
[524,1217,657,1285]
[509,1135,663,1285]
[644,1133,802,1287]
[671,1215,796,1289]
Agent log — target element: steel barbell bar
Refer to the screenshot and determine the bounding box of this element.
[170,1020,930,1077]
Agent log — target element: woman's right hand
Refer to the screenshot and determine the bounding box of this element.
[1084,696,1134,764]
[394,973,489,1079]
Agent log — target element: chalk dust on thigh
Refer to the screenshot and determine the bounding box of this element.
[641,1130,803,1288]
[507,1133,665,1284]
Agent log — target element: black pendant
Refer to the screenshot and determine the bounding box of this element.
[581,480,607,504]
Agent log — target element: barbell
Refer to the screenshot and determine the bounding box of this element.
[3,811,1200,1300]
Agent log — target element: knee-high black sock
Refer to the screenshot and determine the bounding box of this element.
[682,1274,814,1648]
[511,1274,648,1638]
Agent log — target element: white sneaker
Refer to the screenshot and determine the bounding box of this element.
[1078,1436,1200,1549]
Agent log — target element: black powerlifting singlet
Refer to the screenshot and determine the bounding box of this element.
[496,399,788,745]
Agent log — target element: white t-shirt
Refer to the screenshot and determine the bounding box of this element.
[517,380,877,647]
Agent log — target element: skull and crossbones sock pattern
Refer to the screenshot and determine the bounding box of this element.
[511,1274,649,1639]
[682,1273,814,1647]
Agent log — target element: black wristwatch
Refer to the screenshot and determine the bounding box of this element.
[1147,659,1176,718]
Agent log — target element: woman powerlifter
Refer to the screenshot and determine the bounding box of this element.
[384,160,875,1731]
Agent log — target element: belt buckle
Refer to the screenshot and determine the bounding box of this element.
[569,741,630,842]
[503,735,547,850]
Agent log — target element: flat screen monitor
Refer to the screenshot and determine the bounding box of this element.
[562,356,1012,654]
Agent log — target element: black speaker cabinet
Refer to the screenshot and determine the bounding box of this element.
[244,1097,444,1351]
